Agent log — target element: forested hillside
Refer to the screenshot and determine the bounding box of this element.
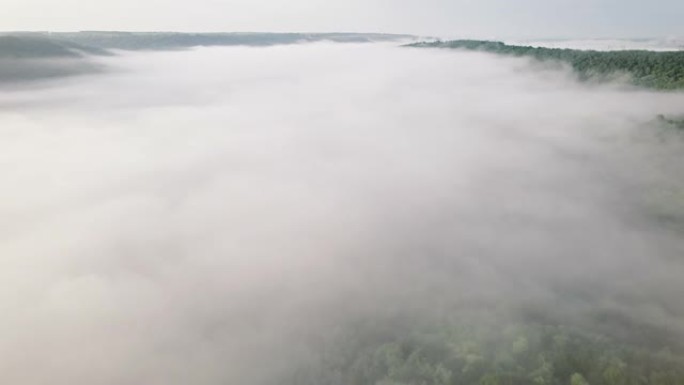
[0,32,414,83]
[7,32,415,51]
[408,40,684,90]
[0,35,109,58]
[0,35,108,83]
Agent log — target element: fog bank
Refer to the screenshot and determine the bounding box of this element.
[1,43,683,384]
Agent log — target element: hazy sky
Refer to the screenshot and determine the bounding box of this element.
[2,0,683,38]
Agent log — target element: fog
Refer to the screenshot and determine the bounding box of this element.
[1,43,683,384]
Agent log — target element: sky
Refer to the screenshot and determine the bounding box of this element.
[2,0,683,39]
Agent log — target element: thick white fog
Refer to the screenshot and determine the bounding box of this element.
[1,43,684,384]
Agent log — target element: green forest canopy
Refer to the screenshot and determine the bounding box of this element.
[408,40,684,90]
[287,319,684,385]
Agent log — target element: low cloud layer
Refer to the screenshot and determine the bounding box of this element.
[1,43,683,384]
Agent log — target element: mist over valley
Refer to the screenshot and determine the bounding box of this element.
[1,33,684,384]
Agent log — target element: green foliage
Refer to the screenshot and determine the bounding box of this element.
[408,40,684,90]
[570,372,589,385]
[601,357,627,385]
[512,336,529,355]
[657,115,684,130]
[286,321,684,385]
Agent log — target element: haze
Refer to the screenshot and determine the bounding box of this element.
[3,0,684,39]
[1,41,683,384]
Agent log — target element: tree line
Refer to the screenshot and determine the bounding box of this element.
[408,40,684,90]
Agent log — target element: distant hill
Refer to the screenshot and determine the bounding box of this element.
[0,35,109,84]
[0,32,415,84]
[13,32,416,51]
[408,40,684,90]
[0,34,109,58]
